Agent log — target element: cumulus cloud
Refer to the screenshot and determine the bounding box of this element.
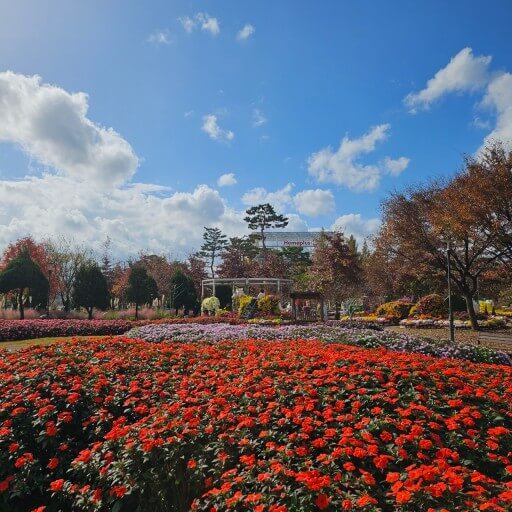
[293,189,335,217]
[147,29,172,45]
[383,156,410,176]
[0,173,247,258]
[201,114,234,142]
[179,13,220,35]
[0,71,138,189]
[331,213,381,244]
[404,48,492,112]
[237,24,255,41]
[480,72,512,151]
[217,173,237,187]
[252,108,267,127]
[242,183,294,211]
[308,124,408,191]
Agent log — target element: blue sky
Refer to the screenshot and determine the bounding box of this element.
[0,1,511,257]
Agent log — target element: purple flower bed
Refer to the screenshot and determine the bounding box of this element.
[126,322,512,366]
[0,319,134,341]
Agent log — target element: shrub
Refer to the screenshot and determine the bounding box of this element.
[411,293,446,317]
[256,294,280,314]
[238,295,255,316]
[375,300,412,320]
[201,296,220,315]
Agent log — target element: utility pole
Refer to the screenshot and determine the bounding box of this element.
[446,241,455,342]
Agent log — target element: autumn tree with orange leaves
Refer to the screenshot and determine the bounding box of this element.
[375,143,512,330]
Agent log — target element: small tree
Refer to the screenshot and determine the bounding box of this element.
[244,203,289,250]
[169,269,197,312]
[200,227,228,278]
[72,263,110,319]
[125,266,158,319]
[0,249,49,319]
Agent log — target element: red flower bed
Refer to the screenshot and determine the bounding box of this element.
[0,338,511,511]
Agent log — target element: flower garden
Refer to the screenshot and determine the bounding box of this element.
[1,336,511,512]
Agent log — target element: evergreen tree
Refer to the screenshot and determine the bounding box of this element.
[200,227,228,278]
[0,249,49,319]
[169,269,197,311]
[125,266,158,319]
[72,262,110,319]
[244,203,289,250]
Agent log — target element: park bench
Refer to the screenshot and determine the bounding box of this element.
[477,330,512,352]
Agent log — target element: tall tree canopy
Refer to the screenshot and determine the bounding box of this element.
[307,231,361,316]
[218,237,258,278]
[375,143,512,329]
[200,227,228,278]
[72,262,110,319]
[169,268,198,311]
[125,266,158,319]
[45,237,91,311]
[0,249,49,319]
[244,203,288,250]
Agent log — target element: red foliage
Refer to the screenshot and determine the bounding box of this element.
[0,237,58,296]
[0,338,510,511]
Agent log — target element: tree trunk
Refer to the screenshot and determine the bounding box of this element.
[261,227,266,250]
[464,291,479,330]
[19,288,25,320]
[334,302,340,321]
[135,302,139,320]
[87,307,93,320]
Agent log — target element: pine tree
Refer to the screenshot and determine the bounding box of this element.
[244,203,288,250]
[200,227,228,278]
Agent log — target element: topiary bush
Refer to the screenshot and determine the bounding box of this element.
[411,293,447,317]
[375,300,412,321]
[201,296,220,315]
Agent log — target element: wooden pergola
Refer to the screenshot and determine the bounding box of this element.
[290,291,325,322]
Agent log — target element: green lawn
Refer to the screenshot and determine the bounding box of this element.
[0,336,110,351]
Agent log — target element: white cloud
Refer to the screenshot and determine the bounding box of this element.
[0,175,247,259]
[252,108,267,127]
[217,173,237,187]
[242,183,294,211]
[404,48,492,112]
[196,13,220,35]
[147,29,172,45]
[0,73,317,258]
[201,114,234,142]
[0,71,138,189]
[480,72,512,151]
[308,124,408,191]
[383,156,410,176]
[178,16,196,33]
[237,24,255,41]
[331,213,381,244]
[471,117,491,130]
[178,13,219,35]
[281,214,308,232]
[293,189,335,217]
